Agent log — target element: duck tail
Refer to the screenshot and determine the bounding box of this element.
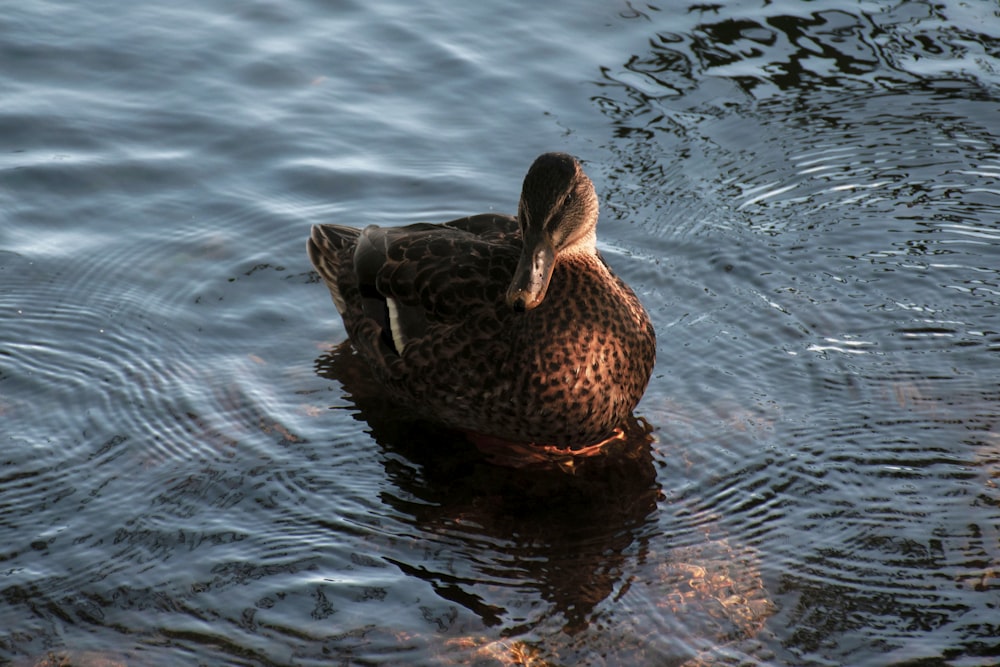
[308,224,360,315]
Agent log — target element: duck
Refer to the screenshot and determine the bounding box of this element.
[307,152,655,450]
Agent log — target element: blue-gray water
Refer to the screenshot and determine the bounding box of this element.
[2,1,999,665]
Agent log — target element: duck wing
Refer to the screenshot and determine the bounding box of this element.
[348,214,520,356]
[437,213,519,239]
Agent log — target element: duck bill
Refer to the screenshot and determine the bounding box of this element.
[506,237,555,312]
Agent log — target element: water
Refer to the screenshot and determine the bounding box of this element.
[2,0,998,665]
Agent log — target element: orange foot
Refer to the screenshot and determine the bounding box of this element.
[462,428,626,469]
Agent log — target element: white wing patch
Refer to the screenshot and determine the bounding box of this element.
[386,297,407,354]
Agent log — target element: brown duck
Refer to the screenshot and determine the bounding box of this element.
[308,152,655,449]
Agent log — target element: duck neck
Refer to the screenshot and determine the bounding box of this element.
[560,228,597,257]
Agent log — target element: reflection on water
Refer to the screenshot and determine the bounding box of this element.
[3,0,1000,665]
[317,343,775,664]
[318,343,660,633]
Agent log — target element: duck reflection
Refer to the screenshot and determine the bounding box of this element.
[316,342,660,633]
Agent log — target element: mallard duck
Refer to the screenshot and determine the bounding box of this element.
[308,152,655,448]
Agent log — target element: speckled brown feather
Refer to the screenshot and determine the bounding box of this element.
[307,154,656,447]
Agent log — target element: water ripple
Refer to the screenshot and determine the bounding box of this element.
[3,0,1000,665]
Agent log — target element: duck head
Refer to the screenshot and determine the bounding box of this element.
[506,152,600,312]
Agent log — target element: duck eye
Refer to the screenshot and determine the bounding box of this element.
[565,193,574,205]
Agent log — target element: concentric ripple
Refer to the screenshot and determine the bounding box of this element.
[3,0,1000,665]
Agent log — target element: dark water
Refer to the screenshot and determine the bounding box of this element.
[2,1,998,665]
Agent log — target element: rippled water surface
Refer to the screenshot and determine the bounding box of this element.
[3,1,999,665]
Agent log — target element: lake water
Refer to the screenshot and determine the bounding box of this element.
[2,1,999,665]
